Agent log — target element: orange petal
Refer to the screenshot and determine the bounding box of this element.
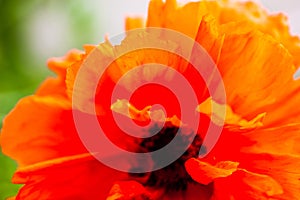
[146,0,300,125]
[235,153,300,200]
[36,48,84,98]
[35,77,68,98]
[185,159,283,199]
[0,96,87,167]
[65,44,96,100]
[218,30,296,120]
[109,30,184,85]
[194,14,222,63]
[261,80,300,126]
[218,22,300,126]
[69,32,190,118]
[147,0,300,65]
[13,154,127,200]
[212,168,283,200]
[185,158,239,185]
[46,48,83,78]
[193,8,300,127]
[242,124,300,156]
[212,0,300,67]
[147,0,206,38]
[66,41,116,115]
[125,17,144,31]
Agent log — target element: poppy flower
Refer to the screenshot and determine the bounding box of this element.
[1,0,300,199]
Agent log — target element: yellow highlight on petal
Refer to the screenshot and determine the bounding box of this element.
[111,99,182,127]
[197,97,266,131]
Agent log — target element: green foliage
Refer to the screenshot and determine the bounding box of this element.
[0,153,20,199]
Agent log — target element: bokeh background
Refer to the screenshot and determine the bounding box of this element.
[0,0,299,198]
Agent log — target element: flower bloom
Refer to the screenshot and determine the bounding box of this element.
[1,0,300,199]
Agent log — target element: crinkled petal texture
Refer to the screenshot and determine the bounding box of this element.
[1,0,300,200]
[147,0,300,66]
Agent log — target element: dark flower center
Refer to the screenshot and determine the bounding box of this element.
[129,122,204,191]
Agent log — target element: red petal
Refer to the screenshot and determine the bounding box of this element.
[13,154,127,200]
